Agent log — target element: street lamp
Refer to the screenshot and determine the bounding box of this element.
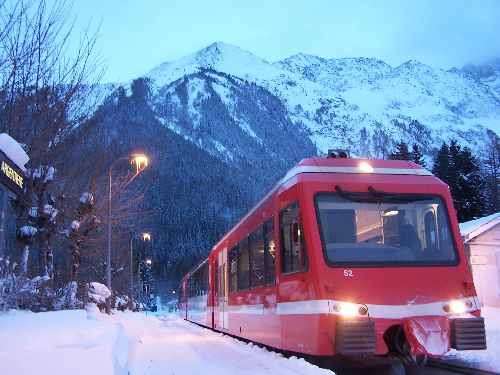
[106,154,149,314]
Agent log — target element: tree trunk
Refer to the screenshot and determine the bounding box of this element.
[45,237,53,279]
[21,244,30,276]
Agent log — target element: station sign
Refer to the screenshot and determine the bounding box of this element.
[0,150,25,197]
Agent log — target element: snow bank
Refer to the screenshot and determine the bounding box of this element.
[0,310,116,374]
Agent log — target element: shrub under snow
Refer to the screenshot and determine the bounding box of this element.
[86,282,111,312]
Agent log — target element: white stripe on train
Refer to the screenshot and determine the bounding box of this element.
[223,296,480,319]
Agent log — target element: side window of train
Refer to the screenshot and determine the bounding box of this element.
[265,217,276,285]
[280,202,308,274]
[215,261,219,298]
[238,238,250,290]
[250,225,265,289]
[229,247,238,292]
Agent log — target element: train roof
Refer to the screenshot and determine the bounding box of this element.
[212,157,438,253]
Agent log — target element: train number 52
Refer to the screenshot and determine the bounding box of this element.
[343,270,354,277]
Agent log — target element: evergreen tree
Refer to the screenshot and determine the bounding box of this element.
[447,140,462,202]
[483,135,500,213]
[433,140,485,222]
[432,142,450,181]
[456,147,485,221]
[389,141,411,160]
[411,144,426,168]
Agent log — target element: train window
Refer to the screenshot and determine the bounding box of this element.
[238,238,250,290]
[229,247,238,292]
[265,217,276,285]
[250,225,265,289]
[315,193,459,267]
[189,261,209,297]
[280,202,307,274]
[215,261,219,298]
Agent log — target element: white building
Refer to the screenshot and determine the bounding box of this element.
[460,212,500,308]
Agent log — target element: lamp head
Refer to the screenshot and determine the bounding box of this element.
[131,154,148,174]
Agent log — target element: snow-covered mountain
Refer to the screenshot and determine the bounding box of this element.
[138,42,499,162]
[87,43,500,285]
[462,59,500,100]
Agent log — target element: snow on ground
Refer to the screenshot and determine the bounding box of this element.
[1,305,499,374]
[0,305,333,375]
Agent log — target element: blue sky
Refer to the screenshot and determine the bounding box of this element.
[66,0,500,82]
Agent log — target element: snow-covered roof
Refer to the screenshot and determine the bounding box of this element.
[0,133,29,171]
[460,212,500,242]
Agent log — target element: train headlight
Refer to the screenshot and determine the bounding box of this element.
[359,161,374,173]
[443,298,474,314]
[333,301,369,317]
[339,302,358,317]
[449,300,467,314]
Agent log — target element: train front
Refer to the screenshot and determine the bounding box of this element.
[302,157,486,363]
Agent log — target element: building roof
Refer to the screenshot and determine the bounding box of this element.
[460,212,500,242]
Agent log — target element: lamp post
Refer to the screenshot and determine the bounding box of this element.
[129,233,134,310]
[106,154,148,314]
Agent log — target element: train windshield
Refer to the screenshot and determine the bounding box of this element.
[315,193,459,266]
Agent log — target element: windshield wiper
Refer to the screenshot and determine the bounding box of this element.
[335,184,435,203]
[367,185,435,202]
[335,185,381,203]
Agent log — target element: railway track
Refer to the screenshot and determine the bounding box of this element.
[308,356,499,375]
[424,358,499,375]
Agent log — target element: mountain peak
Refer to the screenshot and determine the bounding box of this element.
[146,42,273,88]
[276,53,325,71]
[194,42,268,67]
[397,59,433,70]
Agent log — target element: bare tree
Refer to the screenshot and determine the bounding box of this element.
[0,0,104,278]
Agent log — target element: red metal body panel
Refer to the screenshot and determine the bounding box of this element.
[181,158,481,357]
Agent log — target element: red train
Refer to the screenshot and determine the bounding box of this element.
[179,155,486,363]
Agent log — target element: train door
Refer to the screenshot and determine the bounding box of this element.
[217,248,229,329]
[278,199,316,351]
